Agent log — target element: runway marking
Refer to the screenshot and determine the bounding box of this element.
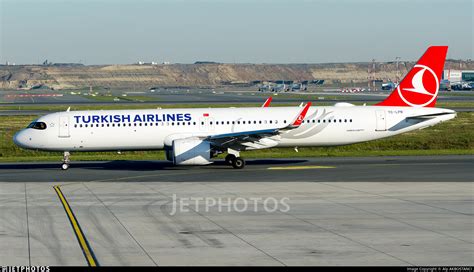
[53,185,98,267]
[268,165,335,170]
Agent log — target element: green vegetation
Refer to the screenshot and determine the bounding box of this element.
[0,110,472,162]
[0,103,269,112]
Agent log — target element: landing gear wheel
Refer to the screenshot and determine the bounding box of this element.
[225,154,236,165]
[62,151,71,170]
[232,157,245,169]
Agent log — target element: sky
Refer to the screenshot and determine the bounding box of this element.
[0,0,472,64]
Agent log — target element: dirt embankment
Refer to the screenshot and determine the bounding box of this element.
[1,60,472,90]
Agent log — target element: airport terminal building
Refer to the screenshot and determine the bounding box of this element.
[443,69,474,82]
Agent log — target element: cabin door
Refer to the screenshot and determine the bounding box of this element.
[59,116,70,137]
[375,110,387,131]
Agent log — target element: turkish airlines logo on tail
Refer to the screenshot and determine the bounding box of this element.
[375,46,447,108]
[397,64,439,107]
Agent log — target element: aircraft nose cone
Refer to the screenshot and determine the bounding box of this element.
[13,130,30,148]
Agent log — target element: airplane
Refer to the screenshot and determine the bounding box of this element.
[14,46,456,170]
[272,83,289,92]
[258,84,273,92]
[381,82,397,91]
[290,83,307,92]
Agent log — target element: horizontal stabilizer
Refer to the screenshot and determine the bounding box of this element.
[406,112,455,120]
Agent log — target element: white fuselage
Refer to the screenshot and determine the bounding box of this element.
[14,105,456,152]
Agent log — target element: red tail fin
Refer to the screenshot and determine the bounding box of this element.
[376,46,448,108]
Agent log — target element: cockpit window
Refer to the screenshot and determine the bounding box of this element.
[27,122,47,130]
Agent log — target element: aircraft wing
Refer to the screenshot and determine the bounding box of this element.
[204,102,312,150]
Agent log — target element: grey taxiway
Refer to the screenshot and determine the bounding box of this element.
[0,155,472,266]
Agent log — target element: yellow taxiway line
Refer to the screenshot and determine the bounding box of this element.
[53,185,98,267]
[268,165,336,170]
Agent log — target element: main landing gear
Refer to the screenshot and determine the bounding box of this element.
[225,152,246,169]
[61,151,70,170]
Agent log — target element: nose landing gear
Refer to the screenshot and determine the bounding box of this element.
[61,151,70,170]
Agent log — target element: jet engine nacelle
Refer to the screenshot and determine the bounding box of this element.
[171,138,212,165]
